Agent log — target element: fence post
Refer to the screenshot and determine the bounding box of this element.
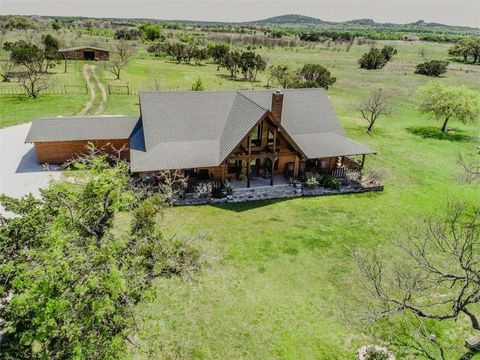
[127,83,129,95]
[85,83,88,94]
[108,84,111,95]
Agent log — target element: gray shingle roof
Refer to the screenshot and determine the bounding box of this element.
[25,116,138,143]
[293,132,374,158]
[58,46,109,52]
[132,89,373,172]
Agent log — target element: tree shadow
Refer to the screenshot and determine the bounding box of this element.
[406,126,474,143]
[459,349,478,360]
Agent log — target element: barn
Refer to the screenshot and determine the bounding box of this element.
[58,46,110,61]
[25,116,138,164]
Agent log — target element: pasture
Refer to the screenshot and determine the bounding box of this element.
[1,35,479,358]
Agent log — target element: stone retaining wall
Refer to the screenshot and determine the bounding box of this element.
[177,183,384,206]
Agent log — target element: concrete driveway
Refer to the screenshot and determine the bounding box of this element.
[0,123,62,215]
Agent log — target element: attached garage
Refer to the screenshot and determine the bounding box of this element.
[25,116,139,164]
[58,46,110,61]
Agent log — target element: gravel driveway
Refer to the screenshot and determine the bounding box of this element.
[0,123,63,215]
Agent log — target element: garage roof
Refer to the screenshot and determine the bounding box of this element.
[25,116,139,143]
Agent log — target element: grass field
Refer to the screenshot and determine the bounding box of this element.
[1,38,480,358]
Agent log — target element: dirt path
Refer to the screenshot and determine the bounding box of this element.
[78,64,107,115]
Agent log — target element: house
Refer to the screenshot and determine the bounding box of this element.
[58,46,110,61]
[401,34,420,42]
[25,89,375,191]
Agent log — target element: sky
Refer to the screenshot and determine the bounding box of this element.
[1,0,479,28]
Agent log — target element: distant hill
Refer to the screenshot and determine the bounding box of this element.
[246,14,332,25]
[245,14,478,31]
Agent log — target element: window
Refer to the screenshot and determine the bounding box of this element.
[228,159,242,173]
[251,123,261,146]
[267,130,279,147]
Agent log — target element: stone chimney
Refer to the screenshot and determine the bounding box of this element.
[271,90,284,122]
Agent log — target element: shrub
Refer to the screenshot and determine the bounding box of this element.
[361,168,388,185]
[358,48,387,69]
[223,180,234,195]
[191,77,204,91]
[358,46,396,70]
[304,172,320,188]
[415,60,449,77]
[193,181,213,198]
[365,347,389,360]
[319,175,340,190]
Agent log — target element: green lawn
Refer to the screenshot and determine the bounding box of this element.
[1,38,480,358]
[125,112,478,359]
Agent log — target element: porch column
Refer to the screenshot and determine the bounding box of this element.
[247,134,252,188]
[270,158,276,186]
[221,165,226,182]
[293,155,299,179]
[270,128,277,186]
[360,154,366,170]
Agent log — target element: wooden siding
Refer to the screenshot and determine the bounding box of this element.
[34,139,129,164]
[61,48,109,61]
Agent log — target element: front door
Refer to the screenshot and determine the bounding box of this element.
[83,51,95,60]
[250,159,260,178]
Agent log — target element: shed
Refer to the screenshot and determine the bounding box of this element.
[58,46,110,61]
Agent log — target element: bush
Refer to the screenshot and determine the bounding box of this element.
[358,46,396,70]
[304,172,320,188]
[415,60,449,77]
[361,168,388,185]
[364,346,391,360]
[191,77,204,91]
[319,175,340,190]
[358,48,387,69]
[193,181,213,198]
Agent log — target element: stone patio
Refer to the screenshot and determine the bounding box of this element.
[177,181,384,206]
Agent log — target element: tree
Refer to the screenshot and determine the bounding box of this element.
[418,82,480,133]
[0,60,14,82]
[42,34,61,68]
[380,45,397,61]
[457,152,480,185]
[239,51,266,81]
[207,43,230,65]
[448,38,480,64]
[356,88,392,132]
[358,48,388,69]
[220,50,241,78]
[296,64,336,89]
[9,41,50,98]
[106,41,133,80]
[139,23,163,42]
[113,40,135,62]
[114,28,142,40]
[106,58,127,80]
[0,155,203,359]
[267,64,295,88]
[415,60,449,77]
[355,201,480,341]
[51,19,61,30]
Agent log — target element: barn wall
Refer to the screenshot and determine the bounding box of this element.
[34,139,129,164]
[62,48,109,61]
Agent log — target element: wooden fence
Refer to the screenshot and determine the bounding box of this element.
[0,82,254,96]
[0,84,89,95]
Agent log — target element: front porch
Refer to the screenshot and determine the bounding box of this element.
[229,175,290,189]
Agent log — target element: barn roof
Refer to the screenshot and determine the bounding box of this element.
[58,46,110,52]
[25,116,138,143]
